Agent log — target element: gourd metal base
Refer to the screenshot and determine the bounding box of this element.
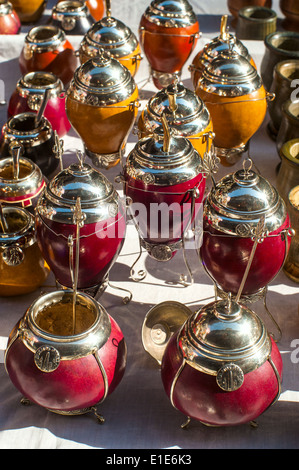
[215,143,249,166]
[20,396,106,424]
[151,68,182,89]
[180,414,259,430]
[85,147,120,170]
[129,234,195,288]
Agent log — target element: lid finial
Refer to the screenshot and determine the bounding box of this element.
[220,15,229,41]
[105,0,111,18]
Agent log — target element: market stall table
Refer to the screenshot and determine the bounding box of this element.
[0,0,298,450]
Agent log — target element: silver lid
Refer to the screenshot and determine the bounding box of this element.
[36,161,121,224]
[143,0,197,27]
[80,15,139,59]
[195,15,251,70]
[203,160,287,235]
[202,34,251,63]
[126,118,203,186]
[141,81,210,137]
[0,156,43,200]
[199,50,262,96]
[25,25,66,52]
[67,52,137,106]
[177,297,271,389]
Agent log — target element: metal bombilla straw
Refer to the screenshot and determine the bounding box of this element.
[234,215,282,342]
[235,215,265,304]
[35,88,51,128]
[68,197,85,335]
[11,144,22,180]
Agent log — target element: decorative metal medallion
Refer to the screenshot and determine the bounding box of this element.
[62,18,76,31]
[142,173,155,185]
[27,94,43,111]
[216,363,244,391]
[34,345,61,372]
[108,202,119,217]
[235,223,253,237]
[2,246,24,266]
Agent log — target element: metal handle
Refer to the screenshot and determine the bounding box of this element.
[53,131,64,171]
[220,15,229,41]
[68,197,86,334]
[161,112,171,153]
[266,92,276,102]
[35,88,51,127]
[235,216,265,303]
[10,143,23,180]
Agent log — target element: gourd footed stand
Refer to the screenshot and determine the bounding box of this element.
[138,0,200,90]
[200,159,294,342]
[35,150,132,303]
[4,198,127,423]
[117,113,218,287]
[66,51,139,170]
[195,49,274,167]
[161,294,282,428]
[144,218,283,429]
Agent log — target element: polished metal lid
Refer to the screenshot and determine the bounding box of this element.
[204,160,287,235]
[177,297,271,390]
[80,6,139,59]
[67,52,136,105]
[143,0,198,27]
[36,159,121,224]
[194,15,252,71]
[126,116,203,186]
[142,301,192,365]
[199,50,262,96]
[141,81,210,136]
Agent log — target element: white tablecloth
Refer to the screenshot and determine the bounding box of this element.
[0,0,298,450]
